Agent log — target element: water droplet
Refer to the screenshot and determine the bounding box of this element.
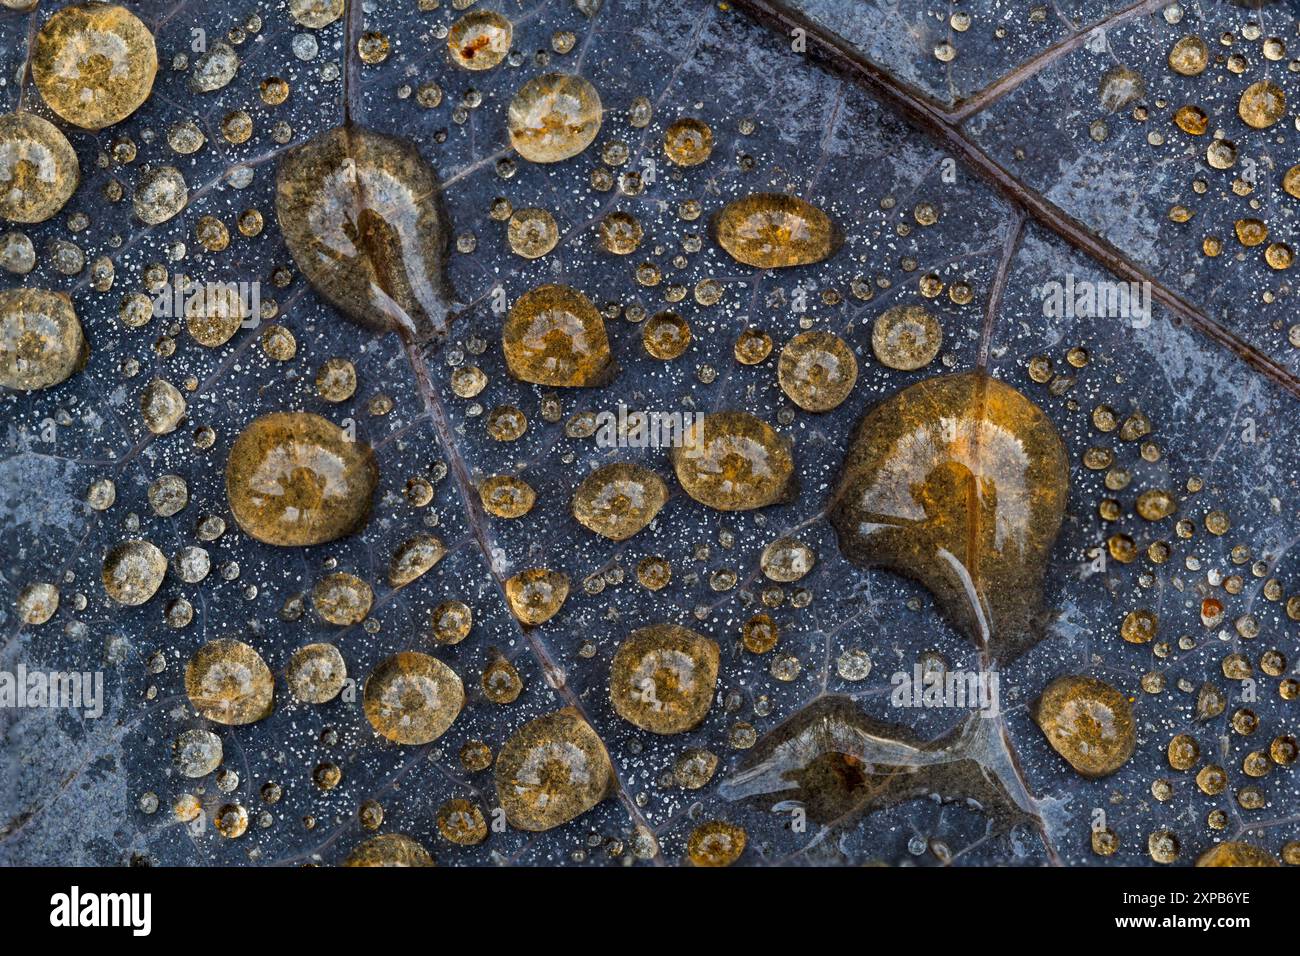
[830,372,1068,661]
[225,412,378,546]
[1033,675,1135,777]
[0,114,79,223]
[363,651,464,745]
[276,125,451,341]
[0,289,87,390]
[610,624,719,734]
[494,708,612,830]
[185,638,274,725]
[572,463,667,540]
[711,193,840,269]
[32,4,157,130]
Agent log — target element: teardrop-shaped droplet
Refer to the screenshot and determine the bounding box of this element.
[829,371,1068,661]
[276,124,451,342]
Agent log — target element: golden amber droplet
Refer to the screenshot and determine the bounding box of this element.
[741,612,779,653]
[711,193,841,269]
[637,556,672,590]
[356,32,390,65]
[286,643,347,703]
[17,582,59,625]
[507,206,558,258]
[437,798,488,845]
[32,3,157,130]
[503,283,614,387]
[597,210,642,255]
[1285,165,1300,200]
[0,113,79,223]
[480,474,537,519]
[663,117,713,166]
[1195,842,1279,867]
[185,283,246,347]
[1168,732,1200,770]
[760,537,815,582]
[671,411,796,512]
[507,73,602,164]
[185,638,275,725]
[312,571,373,625]
[1174,105,1207,136]
[0,288,87,391]
[447,10,512,71]
[494,708,612,831]
[1264,242,1293,270]
[133,165,188,225]
[1235,218,1268,247]
[388,533,446,586]
[572,462,668,540]
[486,404,527,441]
[1135,488,1177,520]
[214,804,248,838]
[734,327,773,365]
[872,304,942,370]
[102,538,166,605]
[290,0,343,29]
[1239,80,1285,129]
[1032,674,1135,778]
[1121,608,1158,644]
[1091,827,1118,857]
[482,653,523,704]
[139,377,186,434]
[674,749,719,789]
[342,833,434,867]
[642,310,691,360]
[225,412,378,547]
[504,567,570,624]
[610,624,720,734]
[276,124,451,341]
[315,357,356,402]
[778,330,858,411]
[431,600,473,644]
[687,820,747,866]
[829,372,1068,661]
[1167,35,1208,76]
[363,651,464,745]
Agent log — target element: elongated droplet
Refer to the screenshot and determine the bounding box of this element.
[829,372,1068,661]
[719,697,1036,833]
[711,193,841,269]
[342,833,434,867]
[276,124,451,342]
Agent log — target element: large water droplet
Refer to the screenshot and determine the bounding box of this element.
[276,124,452,342]
[829,372,1068,661]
